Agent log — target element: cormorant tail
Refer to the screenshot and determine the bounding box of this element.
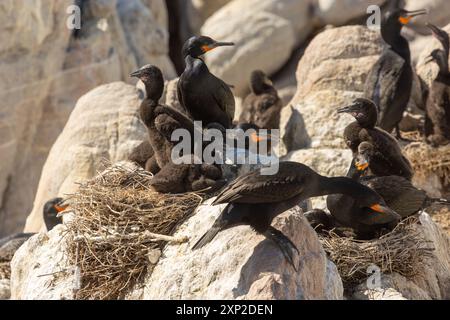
[191,226,222,250]
[192,204,231,250]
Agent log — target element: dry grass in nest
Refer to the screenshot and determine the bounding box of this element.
[403,142,450,186]
[65,162,205,300]
[318,216,435,289]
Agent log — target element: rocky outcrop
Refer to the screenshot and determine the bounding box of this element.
[352,213,450,300]
[24,82,146,233]
[11,199,344,300]
[280,25,383,154]
[201,0,389,97]
[0,0,174,237]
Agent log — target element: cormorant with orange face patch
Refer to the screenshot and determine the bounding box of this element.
[178,36,235,129]
[364,8,427,137]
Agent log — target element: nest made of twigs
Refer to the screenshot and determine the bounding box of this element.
[404,142,450,186]
[318,216,435,290]
[65,162,204,300]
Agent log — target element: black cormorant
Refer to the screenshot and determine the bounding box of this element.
[178,36,235,128]
[364,8,427,136]
[192,161,397,269]
[338,98,413,180]
[239,70,282,129]
[425,23,450,146]
[355,142,450,217]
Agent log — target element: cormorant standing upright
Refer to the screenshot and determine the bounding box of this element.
[178,36,235,128]
[239,70,282,129]
[338,98,413,180]
[425,23,450,146]
[364,8,427,136]
[192,161,397,269]
[131,64,196,172]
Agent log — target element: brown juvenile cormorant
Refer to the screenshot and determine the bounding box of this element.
[178,36,235,128]
[131,65,198,171]
[364,8,427,136]
[355,142,450,216]
[239,70,282,129]
[425,24,450,147]
[338,98,413,180]
[192,161,396,269]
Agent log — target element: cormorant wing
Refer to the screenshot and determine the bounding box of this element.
[177,79,187,113]
[212,168,303,205]
[364,50,405,118]
[154,105,195,137]
[212,76,235,123]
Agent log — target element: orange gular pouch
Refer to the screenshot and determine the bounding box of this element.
[201,45,213,53]
[399,16,412,25]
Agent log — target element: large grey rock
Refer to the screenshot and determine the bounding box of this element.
[202,10,297,96]
[24,82,146,233]
[0,0,174,237]
[281,26,383,153]
[0,279,9,300]
[316,0,387,26]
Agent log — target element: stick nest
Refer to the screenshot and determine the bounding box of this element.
[318,216,435,289]
[65,162,204,300]
[403,141,450,186]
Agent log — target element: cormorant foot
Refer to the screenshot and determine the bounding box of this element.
[264,227,299,271]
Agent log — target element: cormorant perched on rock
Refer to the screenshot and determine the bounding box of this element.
[192,161,396,269]
[131,65,197,171]
[355,142,450,217]
[425,23,450,147]
[239,70,282,129]
[338,98,413,180]
[364,8,427,136]
[0,198,66,261]
[178,36,235,128]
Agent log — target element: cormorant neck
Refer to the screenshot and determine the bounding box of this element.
[356,115,377,128]
[383,33,411,62]
[317,176,368,198]
[143,81,164,103]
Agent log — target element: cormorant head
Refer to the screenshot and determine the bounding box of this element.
[182,36,234,59]
[250,70,274,95]
[355,142,374,172]
[43,197,66,231]
[130,64,164,101]
[382,9,427,38]
[337,98,378,128]
[426,24,449,73]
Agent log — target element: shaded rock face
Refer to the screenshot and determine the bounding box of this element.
[10,199,344,300]
[24,83,147,233]
[352,213,450,300]
[0,0,174,237]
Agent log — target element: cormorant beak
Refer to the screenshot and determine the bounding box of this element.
[54,204,69,217]
[399,9,428,25]
[130,70,143,78]
[202,41,235,53]
[250,132,271,143]
[426,23,450,53]
[337,102,359,115]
